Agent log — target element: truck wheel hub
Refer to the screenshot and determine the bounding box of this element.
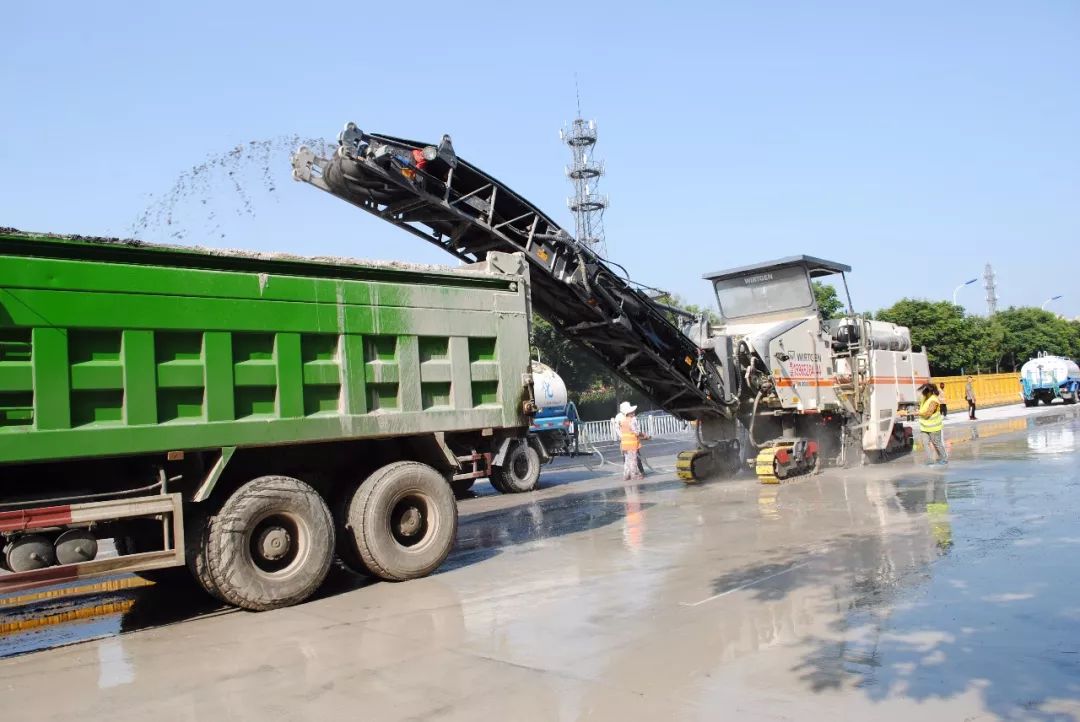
[397,507,422,537]
[391,495,431,547]
[257,526,292,561]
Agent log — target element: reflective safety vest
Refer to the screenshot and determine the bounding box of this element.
[620,416,641,451]
[919,396,943,433]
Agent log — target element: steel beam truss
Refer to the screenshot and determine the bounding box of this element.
[292,124,733,422]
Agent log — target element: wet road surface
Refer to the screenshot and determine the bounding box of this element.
[2,424,1079,720]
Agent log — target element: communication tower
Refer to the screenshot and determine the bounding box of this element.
[984,263,998,315]
[560,101,609,257]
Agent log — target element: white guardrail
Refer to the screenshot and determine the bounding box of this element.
[580,413,692,444]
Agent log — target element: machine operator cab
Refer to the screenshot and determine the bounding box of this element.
[703,255,853,331]
[697,255,910,358]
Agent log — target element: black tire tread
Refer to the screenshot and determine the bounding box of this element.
[352,461,456,582]
[450,479,475,497]
[488,469,509,494]
[492,442,540,494]
[333,484,374,576]
[206,476,334,611]
[187,503,227,602]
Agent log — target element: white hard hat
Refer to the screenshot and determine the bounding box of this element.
[619,401,637,415]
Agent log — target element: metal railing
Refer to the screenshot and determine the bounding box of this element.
[580,419,618,443]
[580,414,692,444]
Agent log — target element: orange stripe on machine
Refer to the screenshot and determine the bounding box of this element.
[775,376,929,388]
[775,378,835,387]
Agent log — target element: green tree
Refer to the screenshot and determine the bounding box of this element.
[876,299,980,375]
[1069,320,1080,359]
[813,281,845,320]
[992,307,1078,370]
[970,315,1007,373]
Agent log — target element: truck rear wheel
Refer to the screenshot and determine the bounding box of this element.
[204,476,334,611]
[491,441,540,493]
[338,461,457,582]
[186,505,227,603]
[450,479,475,497]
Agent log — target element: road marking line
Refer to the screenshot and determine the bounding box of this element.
[680,561,812,607]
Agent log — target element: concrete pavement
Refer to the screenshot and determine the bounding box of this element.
[943,399,1071,426]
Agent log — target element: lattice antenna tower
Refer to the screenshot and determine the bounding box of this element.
[984,262,998,315]
[560,91,609,257]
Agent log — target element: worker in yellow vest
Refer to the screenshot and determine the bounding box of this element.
[618,401,648,481]
[915,383,948,466]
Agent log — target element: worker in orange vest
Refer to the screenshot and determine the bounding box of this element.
[619,401,648,481]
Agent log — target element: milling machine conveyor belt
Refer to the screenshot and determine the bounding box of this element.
[291,124,733,422]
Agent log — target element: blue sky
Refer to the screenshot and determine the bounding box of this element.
[3,1,1078,316]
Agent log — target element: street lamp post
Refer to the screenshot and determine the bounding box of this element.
[952,278,978,306]
[1041,295,1063,311]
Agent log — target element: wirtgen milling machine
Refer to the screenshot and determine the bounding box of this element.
[690,257,930,481]
[292,123,930,483]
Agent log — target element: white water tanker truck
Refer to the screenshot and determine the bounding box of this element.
[1020,353,1080,406]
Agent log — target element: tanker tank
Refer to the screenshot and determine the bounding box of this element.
[1020,354,1080,406]
[528,362,585,459]
[531,361,568,411]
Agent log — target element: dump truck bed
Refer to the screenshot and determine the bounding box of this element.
[0,230,533,466]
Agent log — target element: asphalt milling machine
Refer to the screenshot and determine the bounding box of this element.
[291,124,931,483]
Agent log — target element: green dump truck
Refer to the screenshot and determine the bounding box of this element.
[0,230,542,610]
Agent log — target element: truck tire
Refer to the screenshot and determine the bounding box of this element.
[205,476,334,611]
[1024,399,1037,408]
[332,491,369,576]
[186,505,228,603]
[491,441,540,494]
[339,461,457,582]
[1043,396,1054,406]
[450,479,475,497]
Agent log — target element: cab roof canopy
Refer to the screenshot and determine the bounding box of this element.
[703,255,852,283]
